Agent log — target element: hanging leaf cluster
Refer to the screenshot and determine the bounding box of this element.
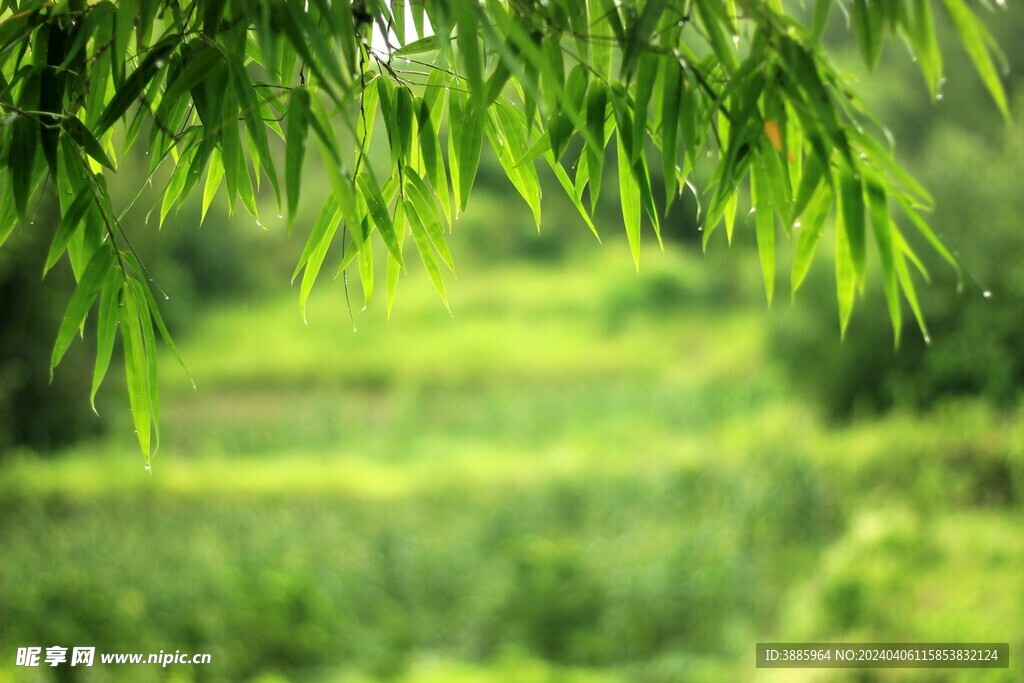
[0,0,1010,462]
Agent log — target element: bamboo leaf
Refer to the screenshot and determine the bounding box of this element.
[356,171,406,269]
[51,244,116,377]
[405,196,450,310]
[121,278,152,461]
[940,0,1009,119]
[63,116,115,170]
[866,178,903,343]
[617,132,641,269]
[44,185,93,276]
[90,269,122,413]
[96,37,176,134]
[752,160,776,303]
[286,89,311,224]
[839,168,866,281]
[404,169,454,272]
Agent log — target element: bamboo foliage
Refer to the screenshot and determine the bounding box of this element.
[0,0,1009,461]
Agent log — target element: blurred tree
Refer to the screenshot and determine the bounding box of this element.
[0,0,1010,459]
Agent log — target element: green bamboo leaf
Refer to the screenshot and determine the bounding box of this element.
[356,171,406,269]
[839,168,866,281]
[274,2,347,99]
[940,0,1009,119]
[811,0,833,40]
[852,0,884,70]
[63,116,115,170]
[894,193,962,287]
[455,96,485,213]
[44,185,93,276]
[905,0,944,99]
[298,199,342,322]
[723,193,738,245]
[120,279,152,461]
[630,52,659,164]
[791,186,833,294]
[227,54,280,207]
[660,62,682,202]
[448,94,464,214]
[696,0,740,73]
[286,89,310,224]
[128,276,161,454]
[405,196,449,310]
[9,73,40,219]
[119,250,191,385]
[202,149,224,224]
[394,34,439,57]
[155,42,221,122]
[585,81,608,212]
[751,163,776,303]
[112,0,136,85]
[457,6,483,105]
[386,205,407,319]
[403,169,454,272]
[357,215,374,307]
[617,132,641,269]
[835,198,858,338]
[50,244,116,377]
[588,0,613,80]
[417,97,451,223]
[490,103,542,230]
[893,241,930,342]
[90,268,122,414]
[95,37,176,134]
[396,87,415,165]
[866,178,902,344]
[293,197,340,282]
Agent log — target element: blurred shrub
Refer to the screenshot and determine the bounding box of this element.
[771,115,1024,419]
[0,453,843,681]
[0,209,101,452]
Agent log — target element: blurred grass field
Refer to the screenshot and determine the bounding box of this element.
[1,240,1021,682]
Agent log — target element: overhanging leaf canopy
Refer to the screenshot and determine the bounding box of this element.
[0,0,1010,462]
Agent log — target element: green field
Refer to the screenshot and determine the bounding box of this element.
[1,243,1021,682]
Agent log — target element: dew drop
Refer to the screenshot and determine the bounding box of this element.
[748,207,757,215]
[923,334,932,346]
[982,290,992,299]
[30,220,34,225]
[145,464,151,472]
[277,213,284,219]
[697,226,703,232]
[935,93,943,102]
[731,35,740,45]
[793,220,802,229]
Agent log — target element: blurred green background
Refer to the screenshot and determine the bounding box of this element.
[1,6,1023,682]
